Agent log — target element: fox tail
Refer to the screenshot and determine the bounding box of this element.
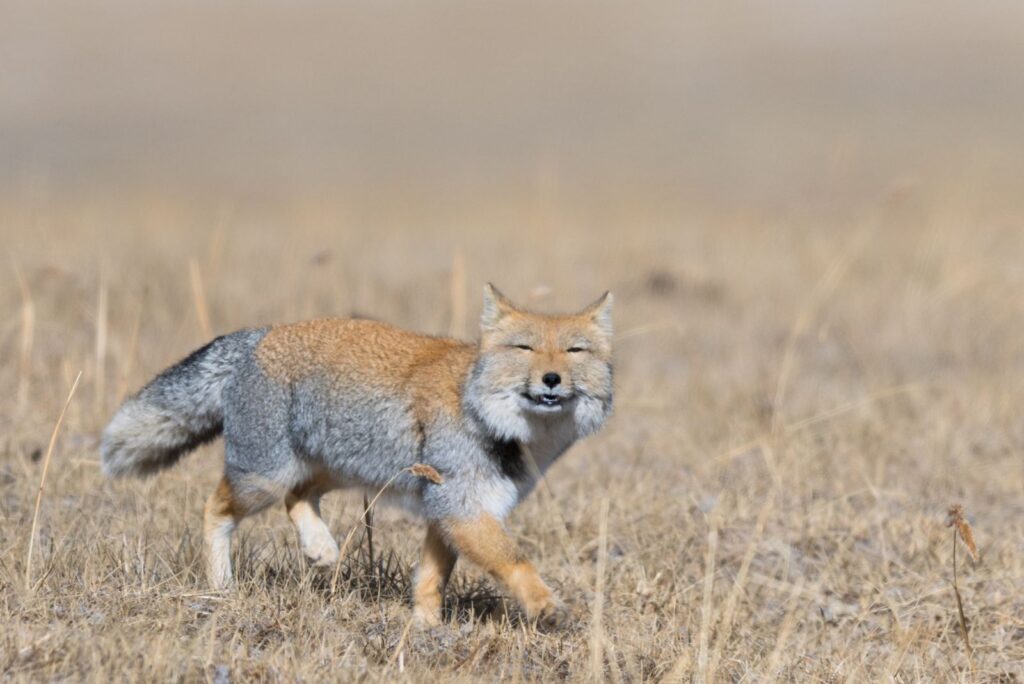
[101,329,263,477]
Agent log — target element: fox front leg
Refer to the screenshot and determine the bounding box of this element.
[441,514,567,628]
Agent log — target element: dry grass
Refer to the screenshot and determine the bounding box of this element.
[2,189,1023,682]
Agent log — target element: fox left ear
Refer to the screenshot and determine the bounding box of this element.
[582,291,613,338]
[481,283,518,331]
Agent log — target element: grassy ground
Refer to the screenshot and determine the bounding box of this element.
[2,187,1023,681]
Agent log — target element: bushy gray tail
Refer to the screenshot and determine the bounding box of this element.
[101,329,265,477]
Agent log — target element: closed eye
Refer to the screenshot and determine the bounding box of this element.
[512,344,533,351]
[567,346,587,353]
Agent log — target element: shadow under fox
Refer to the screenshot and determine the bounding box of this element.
[102,284,613,627]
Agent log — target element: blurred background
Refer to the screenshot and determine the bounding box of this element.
[5,1,1024,208]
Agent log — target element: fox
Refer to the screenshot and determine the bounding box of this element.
[101,284,613,627]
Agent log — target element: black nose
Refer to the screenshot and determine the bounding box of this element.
[542,372,561,388]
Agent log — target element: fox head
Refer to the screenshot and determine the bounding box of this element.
[465,284,614,443]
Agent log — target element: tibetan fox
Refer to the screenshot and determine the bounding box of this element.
[101,284,613,627]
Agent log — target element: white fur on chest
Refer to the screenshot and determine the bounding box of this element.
[513,415,579,502]
[525,415,578,473]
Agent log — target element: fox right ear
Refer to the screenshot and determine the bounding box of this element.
[581,291,614,338]
[481,283,516,330]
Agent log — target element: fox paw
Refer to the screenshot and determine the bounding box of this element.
[532,600,569,631]
[301,534,340,567]
[412,604,444,628]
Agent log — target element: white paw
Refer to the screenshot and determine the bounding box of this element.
[207,563,233,591]
[301,529,340,566]
[412,604,443,628]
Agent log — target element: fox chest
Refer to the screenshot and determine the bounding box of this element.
[493,416,578,487]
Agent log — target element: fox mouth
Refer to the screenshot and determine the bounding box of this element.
[520,391,571,412]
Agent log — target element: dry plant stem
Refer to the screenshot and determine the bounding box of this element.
[204,610,218,670]
[328,465,436,596]
[13,262,35,409]
[94,265,108,415]
[945,502,978,672]
[884,623,923,678]
[25,371,83,591]
[207,212,229,272]
[696,524,718,683]
[115,299,144,405]
[363,492,376,583]
[615,320,684,342]
[589,498,610,680]
[386,616,417,673]
[188,257,212,340]
[952,528,973,663]
[449,248,466,338]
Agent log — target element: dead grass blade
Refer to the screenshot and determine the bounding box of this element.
[188,257,212,340]
[616,320,684,342]
[386,615,416,674]
[94,265,109,415]
[946,504,979,564]
[13,263,35,408]
[449,248,466,338]
[25,371,82,591]
[696,523,718,683]
[588,498,610,681]
[115,298,144,405]
[363,492,375,582]
[408,463,444,484]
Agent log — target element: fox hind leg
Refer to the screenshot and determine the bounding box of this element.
[412,523,458,626]
[285,479,339,567]
[204,477,240,590]
[203,474,280,589]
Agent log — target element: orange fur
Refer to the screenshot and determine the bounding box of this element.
[412,524,458,625]
[443,515,561,622]
[203,477,240,589]
[255,319,476,418]
[205,477,239,520]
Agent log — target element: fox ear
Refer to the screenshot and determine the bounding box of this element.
[582,291,613,338]
[481,283,517,330]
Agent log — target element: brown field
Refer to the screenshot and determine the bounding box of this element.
[3,1,1024,681]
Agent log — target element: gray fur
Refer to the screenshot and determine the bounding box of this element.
[102,320,613,524]
[101,328,268,477]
